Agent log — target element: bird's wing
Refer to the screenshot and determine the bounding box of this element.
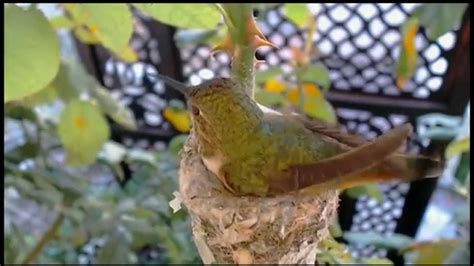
[292,114,368,148]
[267,123,412,195]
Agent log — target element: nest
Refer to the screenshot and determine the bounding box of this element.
[178,133,339,264]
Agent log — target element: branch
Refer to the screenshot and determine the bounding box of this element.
[21,210,65,264]
[222,4,256,98]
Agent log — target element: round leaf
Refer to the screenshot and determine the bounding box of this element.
[74,4,133,54]
[284,4,311,28]
[58,100,110,166]
[5,4,60,103]
[134,4,221,29]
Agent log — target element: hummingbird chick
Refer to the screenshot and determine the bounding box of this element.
[156,74,442,197]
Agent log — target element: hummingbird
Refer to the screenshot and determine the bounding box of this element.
[156,74,441,197]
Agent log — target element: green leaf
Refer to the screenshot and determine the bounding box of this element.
[49,15,75,29]
[58,100,110,166]
[174,29,219,46]
[74,4,133,54]
[90,84,137,130]
[255,90,286,106]
[413,4,468,41]
[7,142,40,160]
[134,4,222,29]
[22,62,79,106]
[168,134,189,155]
[445,137,470,159]
[255,67,284,83]
[5,4,60,103]
[283,4,311,27]
[345,184,384,203]
[303,96,338,124]
[96,228,131,263]
[299,63,331,91]
[5,104,38,122]
[454,151,470,184]
[343,231,414,250]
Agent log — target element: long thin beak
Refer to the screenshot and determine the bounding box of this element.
[150,73,192,97]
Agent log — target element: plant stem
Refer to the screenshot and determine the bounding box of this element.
[222,4,256,98]
[21,210,65,264]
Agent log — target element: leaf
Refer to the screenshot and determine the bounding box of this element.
[413,4,468,41]
[114,46,138,63]
[23,62,79,106]
[445,137,470,159]
[174,28,219,46]
[396,17,419,90]
[73,27,101,44]
[73,4,133,54]
[402,239,461,264]
[345,184,384,203]
[255,90,286,106]
[96,228,131,263]
[343,231,414,250]
[264,78,286,93]
[5,104,38,122]
[163,106,191,133]
[304,95,338,124]
[58,100,110,166]
[5,4,60,103]
[98,141,128,164]
[134,4,221,29]
[7,142,40,160]
[89,84,137,130]
[255,67,284,83]
[49,15,75,29]
[299,63,331,91]
[284,4,311,27]
[168,134,189,155]
[454,151,470,184]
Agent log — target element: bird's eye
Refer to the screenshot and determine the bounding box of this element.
[191,105,200,116]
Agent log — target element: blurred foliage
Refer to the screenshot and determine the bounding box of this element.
[395,3,468,90]
[4,3,470,265]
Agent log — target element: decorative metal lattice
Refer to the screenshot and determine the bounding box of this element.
[180,3,458,101]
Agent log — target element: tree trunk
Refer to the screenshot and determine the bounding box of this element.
[178,133,339,264]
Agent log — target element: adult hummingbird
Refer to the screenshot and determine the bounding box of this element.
[157,74,441,197]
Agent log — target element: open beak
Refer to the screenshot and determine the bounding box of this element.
[150,73,192,97]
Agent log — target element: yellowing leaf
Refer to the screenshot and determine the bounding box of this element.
[74,27,101,44]
[286,83,322,104]
[71,4,133,54]
[264,78,286,93]
[58,100,110,166]
[304,95,338,124]
[133,4,221,29]
[396,17,419,90]
[445,137,470,159]
[163,107,191,133]
[5,4,60,103]
[115,46,138,63]
[49,15,75,29]
[403,240,461,264]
